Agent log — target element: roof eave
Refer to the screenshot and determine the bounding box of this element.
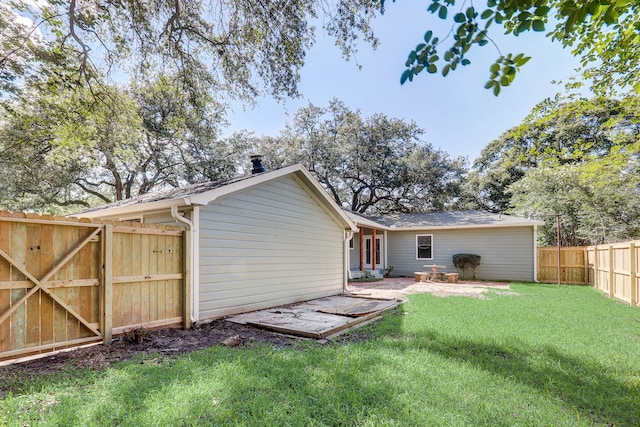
[78,198,189,219]
[388,222,545,231]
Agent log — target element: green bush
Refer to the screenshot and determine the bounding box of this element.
[453,254,481,279]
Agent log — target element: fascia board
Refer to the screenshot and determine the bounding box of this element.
[388,222,544,231]
[188,164,303,206]
[78,199,187,219]
[351,218,391,231]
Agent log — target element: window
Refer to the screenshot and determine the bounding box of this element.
[416,234,433,260]
[349,237,354,250]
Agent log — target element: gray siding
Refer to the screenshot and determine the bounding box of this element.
[349,234,360,270]
[198,175,345,320]
[387,227,535,281]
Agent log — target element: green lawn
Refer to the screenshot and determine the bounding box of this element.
[1,283,639,426]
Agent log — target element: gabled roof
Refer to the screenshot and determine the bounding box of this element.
[346,210,544,231]
[76,164,358,231]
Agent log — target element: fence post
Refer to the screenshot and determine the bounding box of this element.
[593,246,599,290]
[103,224,113,344]
[630,242,637,306]
[183,229,192,330]
[583,247,588,285]
[609,245,615,299]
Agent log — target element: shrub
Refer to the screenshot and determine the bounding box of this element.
[452,254,481,279]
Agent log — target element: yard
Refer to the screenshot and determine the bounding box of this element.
[1,283,638,426]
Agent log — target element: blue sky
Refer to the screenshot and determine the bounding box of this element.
[226,2,584,163]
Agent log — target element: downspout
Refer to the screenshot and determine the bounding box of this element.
[171,206,197,324]
[344,231,354,291]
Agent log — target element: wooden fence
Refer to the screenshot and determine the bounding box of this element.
[0,212,188,362]
[537,243,639,307]
[537,246,589,285]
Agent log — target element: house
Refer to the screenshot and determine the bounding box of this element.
[78,161,543,325]
[78,162,358,323]
[346,210,544,282]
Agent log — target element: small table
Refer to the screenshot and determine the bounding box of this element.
[423,264,447,281]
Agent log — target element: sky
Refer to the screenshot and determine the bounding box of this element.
[225,2,584,163]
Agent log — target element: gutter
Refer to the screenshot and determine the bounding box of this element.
[171,206,197,324]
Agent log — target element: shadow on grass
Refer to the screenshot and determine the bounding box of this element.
[3,305,638,426]
[384,325,639,426]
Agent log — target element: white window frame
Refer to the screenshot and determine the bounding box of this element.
[416,234,433,260]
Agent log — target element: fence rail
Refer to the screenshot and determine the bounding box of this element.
[537,242,639,307]
[0,211,188,362]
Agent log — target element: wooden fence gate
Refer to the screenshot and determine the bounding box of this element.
[0,212,186,362]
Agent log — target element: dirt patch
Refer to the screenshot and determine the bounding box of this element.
[0,319,301,395]
[347,277,516,300]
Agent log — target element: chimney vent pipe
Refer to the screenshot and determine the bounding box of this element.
[250,155,266,174]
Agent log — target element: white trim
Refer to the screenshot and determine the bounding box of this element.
[80,199,186,219]
[344,231,353,289]
[363,235,384,270]
[390,223,544,231]
[118,214,143,223]
[416,234,434,260]
[80,164,358,233]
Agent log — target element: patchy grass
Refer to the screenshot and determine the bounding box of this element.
[1,283,639,426]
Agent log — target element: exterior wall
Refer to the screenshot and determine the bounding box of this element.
[197,175,345,320]
[387,226,536,281]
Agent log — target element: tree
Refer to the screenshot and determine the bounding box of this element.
[238,99,467,214]
[464,93,640,212]
[392,0,640,95]
[1,0,378,101]
[509,160,640,245]
[0,75,238,212]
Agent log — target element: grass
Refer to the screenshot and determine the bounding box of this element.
[1,283,639,426]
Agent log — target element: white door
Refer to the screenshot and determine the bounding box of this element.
[363,236,383,269]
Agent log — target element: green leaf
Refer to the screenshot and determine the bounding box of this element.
[444,51,453,61]
[517,20,530,34]
[501,76,510,86]
[484,80,495,89]
[532,20,545,31]
[495,12,503,24]
[416,43,426,52]
[461,58,471,66]
[400,69,412,85]
[535,5,551,17]
[438,5,447,20]
[490,63,500,73]
[493,83,501,96]
[442,64,450,76]
[424,30,433,43]
[427,3,439,13]
[454,13,466,23]
[478,39,489,46]
[481,9,493,19]
[427,64,437,73]
[466,7,476,20]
